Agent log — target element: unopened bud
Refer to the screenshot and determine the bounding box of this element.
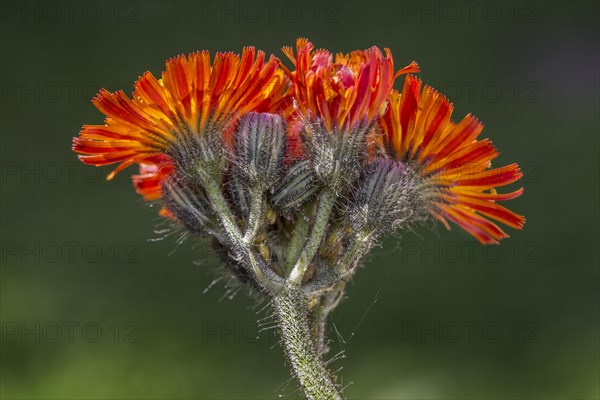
[162,176,213,235]
[347,159,424,234]
[303,120,370,191]
[168,125,226,182]
[270,160,320,212]
[233,112,286,189]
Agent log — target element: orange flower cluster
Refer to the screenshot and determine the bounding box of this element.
[73,38,524,243]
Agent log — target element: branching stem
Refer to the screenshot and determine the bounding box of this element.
[199,170,282,291]
[289,188,336,284]
[284,202,312,276]
[199,168,347,399]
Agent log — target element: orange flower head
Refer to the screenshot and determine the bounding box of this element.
[281,38,419,132]
[380,75,525,244]
[73,47,290,201]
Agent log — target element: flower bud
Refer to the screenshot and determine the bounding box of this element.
[167,125,226,183]
[303,120,370,192]
[162,176,213,235]
[347,159,424,235]
[227,172,252,218]
[233,112,286,189]
[270,160,320,212]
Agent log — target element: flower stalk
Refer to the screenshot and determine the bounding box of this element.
[288,188,336,284]
[284,203,312,275]
[272,283,342,400]
[243,186,265,244]
[196,167,244,247]
[312,282,346,356]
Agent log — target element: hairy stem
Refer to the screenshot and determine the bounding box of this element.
[198,170,243,246]
[313,282,345,356]
[336,230,372,278]
[272,284,342,400]
[289,188,336,284]
[284,203,312,276]
[243,186,264,244]
[199,171,283,290]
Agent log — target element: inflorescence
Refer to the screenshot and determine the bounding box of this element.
[72,38,525,399]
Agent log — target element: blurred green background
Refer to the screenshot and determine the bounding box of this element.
[1,0,598,399]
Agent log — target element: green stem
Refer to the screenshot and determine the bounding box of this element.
[200,172,282,290]
[199,171,243,246]
[284,203,312,276]
[335,230,372,277]
[313,282,345,356]
[272,284,342,400]
[243,186,264,244]
[289,188,336,284]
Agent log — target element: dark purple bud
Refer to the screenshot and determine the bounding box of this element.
[347,159,425,234]
[270,160,320,212]
[303,119,370,191]
[233,112,286,189]
[162,176,213,235]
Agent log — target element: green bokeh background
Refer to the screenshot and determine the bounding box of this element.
[1,1,598,399]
